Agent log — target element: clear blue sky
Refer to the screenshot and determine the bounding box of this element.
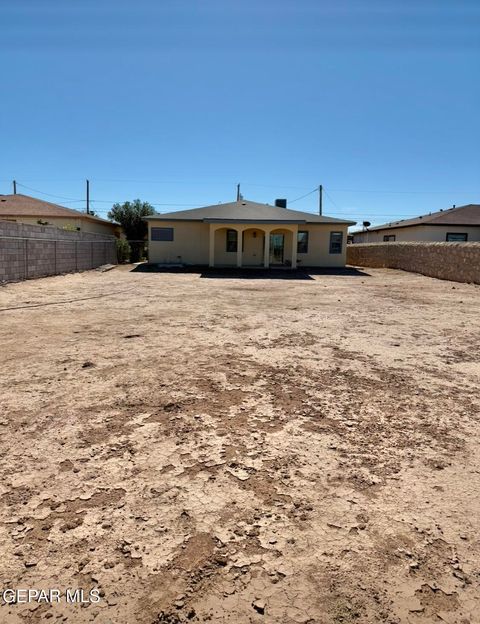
[1,0,479,227]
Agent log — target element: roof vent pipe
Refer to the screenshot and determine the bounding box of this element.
[275,199,287,208]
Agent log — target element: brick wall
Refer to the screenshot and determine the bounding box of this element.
[347,242,480,285]
[0,220,117,283]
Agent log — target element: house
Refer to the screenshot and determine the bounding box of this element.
[351,204,480,244]
[0,194,121,237]
[146,199,355,268]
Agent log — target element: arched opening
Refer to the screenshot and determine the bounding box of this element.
[242,228,265,267]
[269,228,294,267]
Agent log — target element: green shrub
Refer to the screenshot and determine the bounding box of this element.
[116,238,131,263]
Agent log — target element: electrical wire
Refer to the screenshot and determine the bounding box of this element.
[15,183,85,203]
[288,187,319,204]
[327,188,479,195]
[8,180,476,223]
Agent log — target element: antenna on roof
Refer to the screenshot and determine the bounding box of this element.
[12,180,17,195]
[236,183,241,201]
[86,179,90,214]
[318,184,323,215]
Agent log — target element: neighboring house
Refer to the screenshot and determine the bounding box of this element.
[351,204,480,243]
[146,199,355,268]
[0,193,121,237]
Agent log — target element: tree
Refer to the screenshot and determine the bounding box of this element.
[108,199,156,262]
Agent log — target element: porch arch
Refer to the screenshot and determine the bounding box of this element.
[208,223,298,269]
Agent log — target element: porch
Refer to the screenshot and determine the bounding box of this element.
[208,224,298,269]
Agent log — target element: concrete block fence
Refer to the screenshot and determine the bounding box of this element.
[347,242,480,285]
[0,220,117,283]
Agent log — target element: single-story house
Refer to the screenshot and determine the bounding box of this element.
[146,199,355,268]
[351,204,480,243]
[0,193,121,237]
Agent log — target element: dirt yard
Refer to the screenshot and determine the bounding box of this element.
[0,265,479,624]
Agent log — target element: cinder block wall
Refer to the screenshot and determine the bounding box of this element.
[347,242,480,285]
[0,220,117,283]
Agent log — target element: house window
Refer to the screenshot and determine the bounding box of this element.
[329,231,343,254]
[446,233,468,242]
[383,235,396,242]
[151,227,174,241]
[297,231,309,254]
[226,229,237,252]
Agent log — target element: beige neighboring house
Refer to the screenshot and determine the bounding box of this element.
[0,193,121,237]
[146,199,355,269]
[351,204,480,243]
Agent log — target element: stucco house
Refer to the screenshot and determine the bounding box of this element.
[146,199,355,269]
[0,193,121,237]
[351,204,480,244]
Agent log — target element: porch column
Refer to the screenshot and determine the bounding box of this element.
[236,229,242,268]
[209,225,215,267]
[291,227,298,269]
[263,229,270,268]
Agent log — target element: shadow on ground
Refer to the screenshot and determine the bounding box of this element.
[130,264,370,280]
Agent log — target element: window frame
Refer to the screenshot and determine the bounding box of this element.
[446,232,468,242]
[297,230,309,254]
[383,234,396,242]
[151,227,174,242]
[329,231,343,254]
[226,229,238,252]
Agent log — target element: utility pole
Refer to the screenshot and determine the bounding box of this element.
[318,184,323,215]
[13,180,17,195]
[86,179,90,214]
[236,183,241,201]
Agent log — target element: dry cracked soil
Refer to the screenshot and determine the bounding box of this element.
[0,264,479,624]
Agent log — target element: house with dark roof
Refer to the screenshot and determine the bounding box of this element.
[0,194,121,237]
[351,204,480,244]
[145,199,355,268]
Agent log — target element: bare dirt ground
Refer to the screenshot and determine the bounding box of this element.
[0,265,479,624]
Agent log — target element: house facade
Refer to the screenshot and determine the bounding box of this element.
[351,204,480,244]
[146,199,355,269]
[0,194,121,237]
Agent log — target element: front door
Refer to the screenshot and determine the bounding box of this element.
[269,234,284,264]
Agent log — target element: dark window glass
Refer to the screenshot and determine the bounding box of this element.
[226,229,237,252]
[297,231,309,254]
[329,231,343,254]
[151,227,174,241]
[446,233,468,242]
[383,235,396,242]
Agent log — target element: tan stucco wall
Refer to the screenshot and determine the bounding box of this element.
[213,227,237,266]
[347,242,480,284]
[149,221,210,264]
[352,225,480,243]
[80,219,120,237]
[1,215,119,237]
[297,224,348,267]
[148,220,349,267]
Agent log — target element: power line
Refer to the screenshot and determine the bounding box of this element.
[15,183,85,202]
[327,188,479,195]
[90,199,201,206]
[323,188,344,212]
[289,187,318,204]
